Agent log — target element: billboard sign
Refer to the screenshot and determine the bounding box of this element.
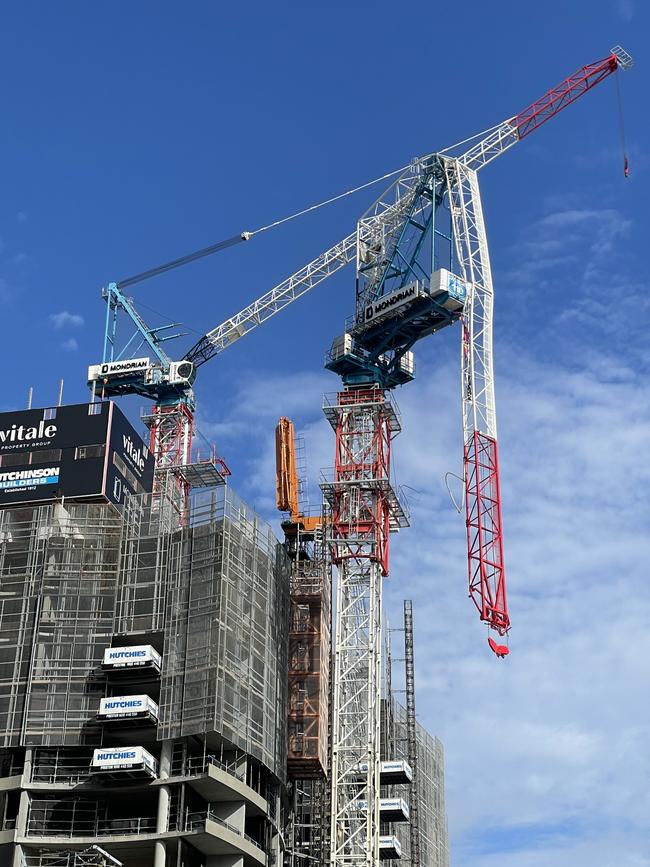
[102,644,162,670]
[98,694,158,720]
[91,746,158,773]
[0,402,153,508]
[87,357,151,382]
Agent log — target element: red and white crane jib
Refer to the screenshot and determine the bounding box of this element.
[452,45,633,172]
[180,46,631,656]
[441,45,632,651]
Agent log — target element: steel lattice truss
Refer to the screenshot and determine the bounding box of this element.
[142,401,194,471]
[322,390,405,867]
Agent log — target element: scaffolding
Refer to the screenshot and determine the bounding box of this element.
[21,847,124,867]
[287,777,329,867]
[0,503,123,748]
[0,485,290,773]
[287,529,331,779]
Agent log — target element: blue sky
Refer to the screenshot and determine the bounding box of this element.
[1,2,648,864]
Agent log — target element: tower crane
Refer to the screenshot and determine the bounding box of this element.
[88,44,632,867]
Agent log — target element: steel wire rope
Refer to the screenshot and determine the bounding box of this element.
[113,120,508,326]
[614,68,630,177]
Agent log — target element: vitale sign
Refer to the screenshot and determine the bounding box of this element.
[0,402,153,507]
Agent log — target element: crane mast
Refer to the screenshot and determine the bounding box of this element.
[324,45,631,867]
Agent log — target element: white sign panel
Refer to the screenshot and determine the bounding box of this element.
[93,746,145,768]
[92,746,158,774]
[102,645,161,669]
[99,695,158,719]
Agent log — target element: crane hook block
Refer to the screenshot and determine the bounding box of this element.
[488,637,509,658]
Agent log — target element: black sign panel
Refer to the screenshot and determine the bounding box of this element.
[0,402,153,508]
[106,403,154,506]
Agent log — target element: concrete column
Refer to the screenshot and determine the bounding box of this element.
[159,739,173,780]
[11,842,24,867]
[20,749,33,790]
[206,857,243,867]
[154,740,174,867]
[11,749,34,867]
[154,839,167,867]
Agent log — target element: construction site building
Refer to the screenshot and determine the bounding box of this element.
[0,427,290,867]
[0,401,449,867]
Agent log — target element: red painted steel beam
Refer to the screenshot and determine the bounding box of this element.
[464,431,510,635]
[514,53,618,140]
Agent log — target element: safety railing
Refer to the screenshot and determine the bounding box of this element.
[26,806,157,838]
[171,753,246,783]
[207,810,263,850]
[31,750,95,785]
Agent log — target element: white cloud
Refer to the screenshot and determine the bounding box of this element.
[60,338,79,352]
[49,311,84,329]
[617,0,635,21]
[501,208,631,289]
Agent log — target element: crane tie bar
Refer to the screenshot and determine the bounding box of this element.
[118,234,247,289]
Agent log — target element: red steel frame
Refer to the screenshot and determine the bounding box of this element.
[330,388,392,577]
[464,430,509,635]
[514,53,619,140]
[146,402,194,473]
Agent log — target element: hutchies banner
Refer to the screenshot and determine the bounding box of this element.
[98,694,159,720]
[91,746,158,774]
[102,645,162,670]
[0,402,153,507]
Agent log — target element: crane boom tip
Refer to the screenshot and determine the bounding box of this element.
[611,45,634,70]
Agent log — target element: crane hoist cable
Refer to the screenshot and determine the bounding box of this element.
[614,68,630,178]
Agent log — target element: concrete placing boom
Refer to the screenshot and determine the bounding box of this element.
[276,416,322,534]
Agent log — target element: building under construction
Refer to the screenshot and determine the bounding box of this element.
[0,400,448,867]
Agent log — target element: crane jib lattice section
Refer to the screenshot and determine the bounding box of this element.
[464,431,508,634]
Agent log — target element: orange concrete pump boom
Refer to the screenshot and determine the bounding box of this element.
[275,417,322,533]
